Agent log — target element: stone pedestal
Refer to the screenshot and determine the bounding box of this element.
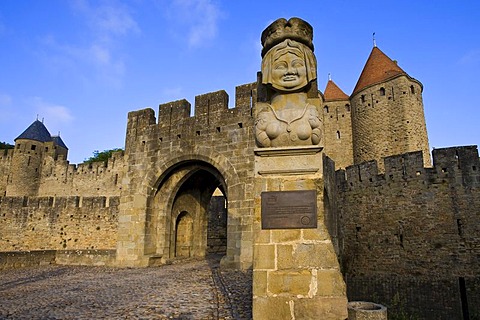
[252,146,348,320]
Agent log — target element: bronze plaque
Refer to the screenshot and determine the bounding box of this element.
[261,190,317,229]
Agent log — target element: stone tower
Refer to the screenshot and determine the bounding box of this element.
[350,46,431,170]
[322,79,354,169]
[5,119,68,196]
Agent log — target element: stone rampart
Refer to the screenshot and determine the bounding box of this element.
[0,196,119,252]
[37,150,125,197]
[332,145,480,318]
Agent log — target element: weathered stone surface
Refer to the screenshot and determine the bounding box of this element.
[253,244,275,269]
[268,269,313,295]
[252,296,293,320]
[295,296,348,320]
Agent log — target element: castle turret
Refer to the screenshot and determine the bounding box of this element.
[322,79,354,169]
[350,46,431,170]
[50,135,69,160]
[6,120,51,196]
[5,119,68,196]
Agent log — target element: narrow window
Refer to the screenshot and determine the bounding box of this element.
[336,131,341,139]
[457,219,463,237]
[361,95,365,103]
[345,104,350,112]
[379,87,385,96]
[324,106,329,113]
[410,85,415,94]
[31,145,36,151]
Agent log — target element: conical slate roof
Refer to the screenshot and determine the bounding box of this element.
[15,120,53,143]
[52,135,68,150]
[324,79,349,101]
[352,46,406,95]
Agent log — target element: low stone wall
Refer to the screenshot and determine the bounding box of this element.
[55,249,116,266]
[0,249,117,270]
[0,250,56,270]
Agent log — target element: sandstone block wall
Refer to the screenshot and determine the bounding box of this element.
[330,146,480,318]
[1,146,125,198]
[0,196,119,252]
[37,150,125,197]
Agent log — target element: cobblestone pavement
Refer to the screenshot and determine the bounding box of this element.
[0,256,252,320]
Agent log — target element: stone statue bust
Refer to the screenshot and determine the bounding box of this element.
[255,18,322,148]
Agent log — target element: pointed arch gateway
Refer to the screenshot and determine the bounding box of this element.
[145,160,229,262]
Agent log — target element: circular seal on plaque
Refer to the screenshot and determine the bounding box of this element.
[301,216,311,225]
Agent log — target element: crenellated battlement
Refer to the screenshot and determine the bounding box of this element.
[0,195,119,211]
[336,146,480,189]
[158,99,191,126]
[126,84,256,143]
[34,150,125,197]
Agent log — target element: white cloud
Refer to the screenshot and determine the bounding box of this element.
[72,0,139,37]
[29,97,74,128]
[164,0,224,48]
[38,0,139,88]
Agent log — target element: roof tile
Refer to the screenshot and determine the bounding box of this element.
[324,80,349,101]
[352,46,406,95]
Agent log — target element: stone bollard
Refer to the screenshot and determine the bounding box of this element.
[348,301,387,320]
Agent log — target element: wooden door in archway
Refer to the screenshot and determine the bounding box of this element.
[175,211,193,257]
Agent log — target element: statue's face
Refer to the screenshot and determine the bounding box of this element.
[270,49,308,92]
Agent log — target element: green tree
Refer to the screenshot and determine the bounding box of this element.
[84,148,123,164]
[0,141,14,149]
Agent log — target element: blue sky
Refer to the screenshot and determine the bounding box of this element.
[1,0,479,164]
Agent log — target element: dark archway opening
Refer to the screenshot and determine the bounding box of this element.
[206,188,227,255]
[157,162,227,260]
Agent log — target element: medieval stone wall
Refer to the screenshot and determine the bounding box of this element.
[0,148,125,198]
[37,150,125,197]
[331,146,480,318]
[0,196,119,252]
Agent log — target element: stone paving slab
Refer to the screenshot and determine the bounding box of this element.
[0,257,252,320]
